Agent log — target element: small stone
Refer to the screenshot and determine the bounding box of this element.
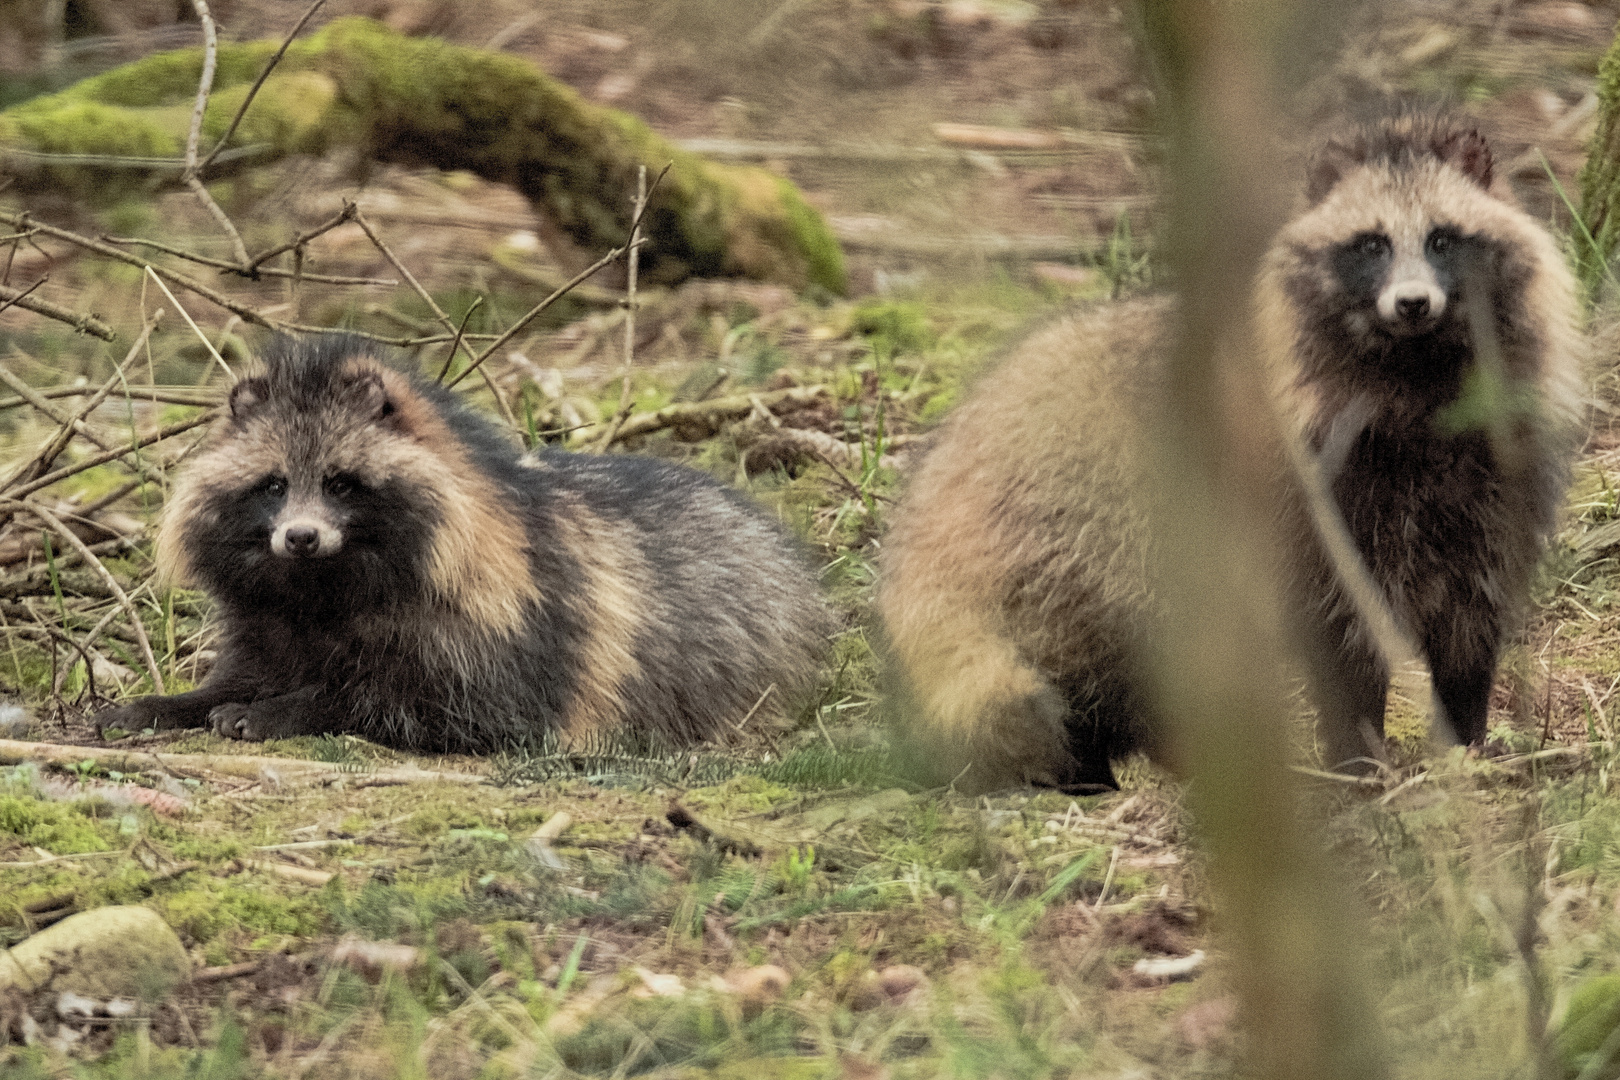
[0,907,189,1004]
[725,964,792,1004]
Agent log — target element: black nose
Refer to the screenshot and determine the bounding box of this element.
[1396,295,1430,320]
[283,526,319,555]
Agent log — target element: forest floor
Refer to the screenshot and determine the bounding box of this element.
[4,0,1620,1077]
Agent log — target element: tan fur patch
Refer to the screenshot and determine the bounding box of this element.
[546,493,653,744]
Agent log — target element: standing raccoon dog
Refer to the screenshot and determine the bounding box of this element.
[879,115,1584,793]
[98,336,830,753]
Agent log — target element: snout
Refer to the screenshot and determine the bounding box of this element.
[1376,279,1447,332]
[270,517,343,558]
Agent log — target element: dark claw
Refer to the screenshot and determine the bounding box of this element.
[209,703,252,740]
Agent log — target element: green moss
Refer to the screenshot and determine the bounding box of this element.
[0,17,842,293]
[0,794,114,854]
[152,876,325,944]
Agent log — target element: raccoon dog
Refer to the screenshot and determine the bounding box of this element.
[879,114,1584,793]
[98,336,831,752]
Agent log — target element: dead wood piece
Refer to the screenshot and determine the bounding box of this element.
[576,385,828,447]
[0,739,488,785]
[745,428,912,475]
[232,858,334,887]
[192,960,263,983]
[666,802,762,858]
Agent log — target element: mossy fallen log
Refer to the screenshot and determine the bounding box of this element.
[0,17,846,294]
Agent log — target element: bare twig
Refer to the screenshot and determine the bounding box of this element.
[446,238,647,390]
[245,204,356,272]
[15,501,164,693]
[0,312,164,499]
[101,236,397,285]
[593,164,652,452]
[0,210,273,327]
[180,1,252,268]
[196,0,327,174]
[8,413,217,503]
[185,177,251,269]
[436,297,484,383]
[0,387,220,412]
[349,202,516,424]
[0,280,114,340]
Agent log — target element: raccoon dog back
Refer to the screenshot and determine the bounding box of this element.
[99,335,831,752]
[880,112,1583,793]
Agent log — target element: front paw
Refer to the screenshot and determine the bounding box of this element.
[209,702,257,741]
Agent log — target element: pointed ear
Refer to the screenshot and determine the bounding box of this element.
[1306,139,1360,204]
[1435,128,1493,189]
[228,377,268,419]
[339,369,396,425]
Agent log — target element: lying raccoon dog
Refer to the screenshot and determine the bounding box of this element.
[97,335,831,753]
[878,113,1585,793]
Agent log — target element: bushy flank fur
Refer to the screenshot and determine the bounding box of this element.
[879,113,1583,793]
[99,335,831,753]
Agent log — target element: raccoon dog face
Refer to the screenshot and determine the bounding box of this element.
[1278,118,1537,390]
[162,349,446,617]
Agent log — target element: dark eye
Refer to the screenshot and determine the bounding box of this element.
[1427,230,1454,256]
[264,476,287,498]
[1354,234,1389,257]
[324,475,354,498]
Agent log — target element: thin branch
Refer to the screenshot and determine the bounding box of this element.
[0,387,220,412]
[196,0,327,173]
[0,280,114,340]
[245,204,356,272]
[8,413,217,503]
[0,210,273,327]
[350,202,516,424]
[16,501,164,694]
[572,385,830,447]
[183,1,217,174]
[0,311,165,515]
[436,297,483,383]
[185,177,251,268]
[100,236,396,285]
[180,1,252,267]
[593,164,652,452]
[447,237,646,390]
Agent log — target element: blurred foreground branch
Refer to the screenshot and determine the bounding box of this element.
[1141,0,1387,1076]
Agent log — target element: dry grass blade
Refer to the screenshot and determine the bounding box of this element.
[145,267,235,383]
[0,279,114,340]
[11,500,164,694]
[196,0,327,174]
